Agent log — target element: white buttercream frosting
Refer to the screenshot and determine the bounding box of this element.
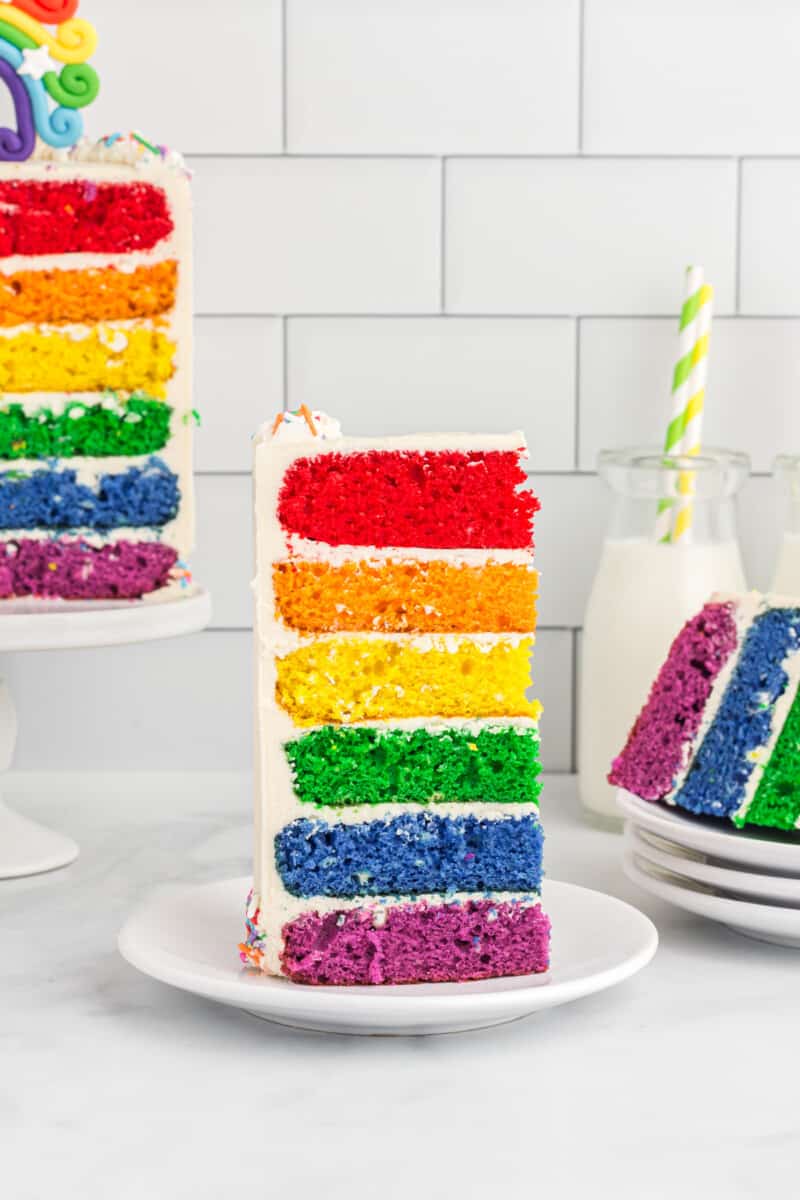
[268,409,343,442]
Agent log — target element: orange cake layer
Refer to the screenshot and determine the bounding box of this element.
[273,559,538,634]
[0,261,178,327]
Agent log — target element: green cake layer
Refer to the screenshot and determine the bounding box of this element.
[740,688,800,831]
[284,724,542,807]
[0,395,172,459]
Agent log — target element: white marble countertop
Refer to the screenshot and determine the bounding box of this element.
[4,772,798,1200]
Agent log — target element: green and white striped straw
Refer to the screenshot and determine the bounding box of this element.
[655,266,713,542]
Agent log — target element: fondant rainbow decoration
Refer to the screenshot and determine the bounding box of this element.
[610,593,800,831]
[0,0,99,161]
[241,412,551,985]
[0,134,194,599]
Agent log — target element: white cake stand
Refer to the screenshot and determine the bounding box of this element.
[0,589,211,879]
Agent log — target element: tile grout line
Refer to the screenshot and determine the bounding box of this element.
[577,0,586,153]
[574,317,581,469]
[280,0,288,151]
[194,468,775,479]
[439,158,447,312]
[735,157,743,313]
[570,628,580,773]
[195,311,800,321]
[282,317,289,411]
[186,152,761,162]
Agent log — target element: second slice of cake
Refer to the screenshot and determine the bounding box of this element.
[242,409,550,986]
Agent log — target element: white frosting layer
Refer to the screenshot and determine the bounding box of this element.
[277,536,534,567]
[0,391,167,415]
[285,715,540,737]
[271,409,342,442]
[247,888,544,949]
[30,134,188,173]
[0,247,178,276]
[253,422,538,975]
[263,626,533,656]
[0,317,164,341]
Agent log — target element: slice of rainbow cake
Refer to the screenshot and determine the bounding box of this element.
[611,592,800,832]
[241,408,550,985]
[0,134,193,600]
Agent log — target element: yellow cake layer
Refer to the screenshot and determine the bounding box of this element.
[0,327,176,396]
[273,559,538,634]
[275,636,540,726]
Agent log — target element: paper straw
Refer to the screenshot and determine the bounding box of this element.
[655,266,712,542]
[672,283,713,541]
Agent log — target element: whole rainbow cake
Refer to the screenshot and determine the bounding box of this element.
[0,3,193,601]
[240,408,550,985]
[611,593,800,832]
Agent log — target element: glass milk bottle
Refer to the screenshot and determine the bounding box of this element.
[771,456,800,595]
[579,448,749,827]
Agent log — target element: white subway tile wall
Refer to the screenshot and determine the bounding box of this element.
[12,0,798,773]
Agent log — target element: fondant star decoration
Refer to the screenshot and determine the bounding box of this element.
[17,44,58,81]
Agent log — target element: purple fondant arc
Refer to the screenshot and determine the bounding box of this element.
[0,539,178,599]
[0,57,35,162]
[609,601,739,800]
[281,899,551,985]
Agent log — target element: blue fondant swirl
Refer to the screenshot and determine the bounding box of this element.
[0,37,82,148]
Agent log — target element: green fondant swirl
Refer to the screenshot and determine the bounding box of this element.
[285,725,542,807]
[0,396,172,459]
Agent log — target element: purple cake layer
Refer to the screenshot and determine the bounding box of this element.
[609,600,738,800]
[280,899,551,985]
[0,538,178,600]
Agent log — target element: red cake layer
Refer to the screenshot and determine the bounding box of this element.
[278,449,538,549]
[0,181,174,256]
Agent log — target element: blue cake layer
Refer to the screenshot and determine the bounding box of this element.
[274,812,544,898]
[0,458,179,530]
[674,607,800,817]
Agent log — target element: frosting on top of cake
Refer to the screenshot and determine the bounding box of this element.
[28,133,189,175]
[267,407,343,443]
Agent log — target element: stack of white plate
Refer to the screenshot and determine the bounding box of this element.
[618,791,800,948]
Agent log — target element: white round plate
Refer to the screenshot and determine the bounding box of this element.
[0,588,211,651]
[624,826,800,906]
[118,876,658,1036]
[623,851,800,949]
[618,790,800,876]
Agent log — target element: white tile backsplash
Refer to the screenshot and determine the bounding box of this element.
[92,0,283,153]
[446,159,737,315]
[579,319,800,473]
[15,1,800,771]
[287,317,576,469]
[192,157,441,314]
[286,0,580,153]
[740,161,800,315]
[584,0,800,154]
[194,318,282,472]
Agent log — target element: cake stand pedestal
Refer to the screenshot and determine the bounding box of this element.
[0,589,211,879]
